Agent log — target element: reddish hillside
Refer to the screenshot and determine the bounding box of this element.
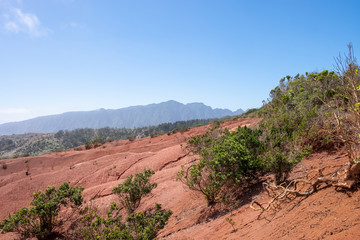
[1,117,360,239]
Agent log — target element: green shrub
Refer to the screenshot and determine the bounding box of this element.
[85,137,106,150]
[241,108,259,117]
[112,169,157,214]
[258,71,341,183]
[126,203,172,240]
[263,151,292,183]
[78,170,171,240]
[79,203,131,240]
[1,162,6,170]
[0,182,83,239]
[178,126,264,206]
[79,202,172,240]
[179,125,189,133]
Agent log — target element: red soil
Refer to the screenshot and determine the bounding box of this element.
[1,117,360,240]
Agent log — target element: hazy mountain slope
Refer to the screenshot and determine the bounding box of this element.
[0,100,244,135]
[0,118,215,158]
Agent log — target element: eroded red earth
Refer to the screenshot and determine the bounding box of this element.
[1,118,360,239]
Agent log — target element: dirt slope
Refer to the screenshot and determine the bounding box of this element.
[1,117,360,240]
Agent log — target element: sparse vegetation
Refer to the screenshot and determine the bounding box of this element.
[250,44,360,214]
[77,203,131,239]
[0,182,83,239]
[178,126,264,206]
[179,45,360,216]
[179,125,190,133]
[0,168,171,239]
[74,147,82,151]
[241,108,259,118]
[225,217,236,232]
[0,119,216,158]
[1,162,7,170]
[73,169,172,240]
[78,202,172,240]
[1,45,360,239]
[85,137,106,150]
[112,169,157,214]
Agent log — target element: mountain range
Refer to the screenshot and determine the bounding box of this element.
[0,100,244,135]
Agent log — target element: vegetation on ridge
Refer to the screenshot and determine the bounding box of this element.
[0,118,216,158]
[179,44,360,210]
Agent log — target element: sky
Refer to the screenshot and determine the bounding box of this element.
[0,0,360,124]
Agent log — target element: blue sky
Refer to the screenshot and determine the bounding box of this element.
[0,0,359,124]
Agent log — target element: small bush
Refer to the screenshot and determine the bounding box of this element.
[0,182,83,239]
[85,137,106,149]
[78,203,172,240]
[264,151,292,184]
[1,162,7,170]
[76,169,172,240]
[126,203,172,239]
[225,217,236,232]
[179,125,190,133]
[178,126,264,206]
[79,203,131,240]
[113,169,157,214]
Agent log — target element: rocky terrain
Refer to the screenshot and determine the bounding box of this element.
[1,117,359,240]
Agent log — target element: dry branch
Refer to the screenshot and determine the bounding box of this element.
[250,161,360,212]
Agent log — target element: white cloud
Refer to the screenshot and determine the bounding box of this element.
[69,22,81,28]
[61,21,84,30]
[4,20,18,32]
[2,7,50,37]
[14,8,39,31]
[0,108,31,114]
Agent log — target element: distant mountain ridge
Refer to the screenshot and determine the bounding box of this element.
[0,100,244,135]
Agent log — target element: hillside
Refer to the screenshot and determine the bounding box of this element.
[0,100,244,135]
[1,50,360,239]
[0,118,216,158]
[0,118,359,239]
